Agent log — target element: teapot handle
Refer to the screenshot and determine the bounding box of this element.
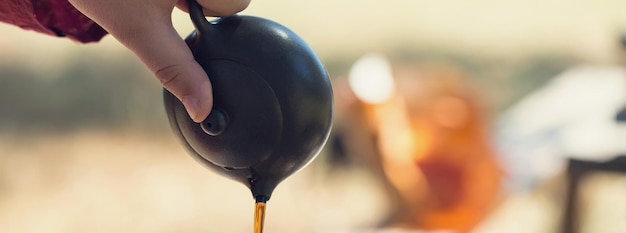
[188,0,212,35]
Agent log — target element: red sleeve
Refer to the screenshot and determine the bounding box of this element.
[0,0,108,43]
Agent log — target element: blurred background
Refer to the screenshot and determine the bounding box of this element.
[1,0,626,232]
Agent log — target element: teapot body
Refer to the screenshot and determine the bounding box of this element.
[164,15,333,201]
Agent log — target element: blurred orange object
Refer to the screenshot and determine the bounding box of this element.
[356,61,503,232]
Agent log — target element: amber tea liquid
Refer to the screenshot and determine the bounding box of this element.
[254,201,267,233]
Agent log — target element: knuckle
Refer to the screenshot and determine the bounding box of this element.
[155,64,184,87]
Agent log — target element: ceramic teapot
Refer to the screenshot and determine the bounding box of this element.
[163,0,333,202]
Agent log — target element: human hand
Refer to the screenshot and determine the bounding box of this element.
[68,0,251,122]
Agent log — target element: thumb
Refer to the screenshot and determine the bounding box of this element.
[68,0,212,123]
[119,21,213,123]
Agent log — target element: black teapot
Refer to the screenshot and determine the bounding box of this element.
[163,0,333,203]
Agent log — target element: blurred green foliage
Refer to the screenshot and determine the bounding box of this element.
[0,51,575,132]
[325,48,575,116]
[0,55,167,133]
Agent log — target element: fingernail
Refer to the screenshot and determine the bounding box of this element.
[181,96,201,122]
